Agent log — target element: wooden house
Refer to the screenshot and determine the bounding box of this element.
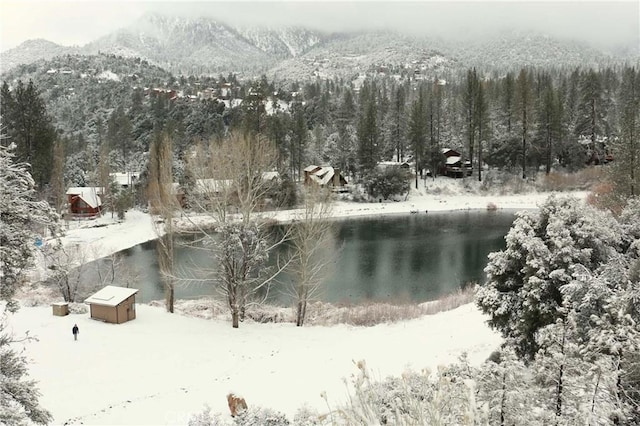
[66,187,103,218]
[303,165,347,189]
[441,149,472,178]
[376,161,411,171]
[84,286,139,324]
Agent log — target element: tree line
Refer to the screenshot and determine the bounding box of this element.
[1,59,639,205]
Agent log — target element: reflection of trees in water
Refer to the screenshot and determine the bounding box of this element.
[109,211,517,305]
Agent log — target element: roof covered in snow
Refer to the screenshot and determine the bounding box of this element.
[66,187,102,208]
[307,166,346,186]
[85,286,138,307]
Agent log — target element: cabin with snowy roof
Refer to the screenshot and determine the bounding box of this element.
[441,149,472,178]
[303,165,347,189]
[66,187,103,218]
[85,286,139,324]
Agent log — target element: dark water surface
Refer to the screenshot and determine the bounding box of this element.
[97,210,518,305]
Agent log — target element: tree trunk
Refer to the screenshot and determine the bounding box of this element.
[555,322,566,420]
[522,117,527,180]
[296,299,307,327]
[166,284,174,314]
[590,369,601,424]
[500,370,506,426]
[232,308,239,328]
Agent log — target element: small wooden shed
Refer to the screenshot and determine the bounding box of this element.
[84,286,139,324]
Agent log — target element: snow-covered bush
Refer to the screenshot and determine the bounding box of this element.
[188,405,293,426]
[188,405,223,426]
[232,407,290,425]
[327,359,478,425]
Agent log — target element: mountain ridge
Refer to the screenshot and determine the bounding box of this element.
[2,13,637,78]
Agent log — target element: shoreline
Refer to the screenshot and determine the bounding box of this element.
[29,189,589,285]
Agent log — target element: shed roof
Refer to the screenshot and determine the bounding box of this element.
[85,286,138,307]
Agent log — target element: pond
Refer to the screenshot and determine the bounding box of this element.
[89,210,520,305]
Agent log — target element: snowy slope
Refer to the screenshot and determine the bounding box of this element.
[8,303,501,425]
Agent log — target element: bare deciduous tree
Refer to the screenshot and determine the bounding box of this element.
[288,186,336,326]
[184,131,289,328]
[44,243,134,302]
[148,133,177,313]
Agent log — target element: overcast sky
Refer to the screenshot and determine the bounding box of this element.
[1,1,638,52]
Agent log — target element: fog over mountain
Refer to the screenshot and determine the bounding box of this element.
[2,1,638,53]
[1,1,638,79]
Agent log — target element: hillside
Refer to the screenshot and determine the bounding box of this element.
[2,13,634,78]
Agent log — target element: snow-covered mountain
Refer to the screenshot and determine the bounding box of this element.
[448,29,615,71]
[1,13,635,78]
[81,13,324,75]
[0,39,79,74]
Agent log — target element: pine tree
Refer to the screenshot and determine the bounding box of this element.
[408,86,427,189]
[463,68,479,173]
[476,195,622,360]
[474,80,489,181]
[610,66,640,198]
[0,317,52,425]
[533,73,562,174]
[0,141,61,312]
[0,136,57,425]
[516,68,533,179]
[357,81,380,175]
[0,80,57,188]
[389,85,407,162]
[289,102,307,182]
[50,139,66,214]
[335,89,357,177]
[575,69,607,163]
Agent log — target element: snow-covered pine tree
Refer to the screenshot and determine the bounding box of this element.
[475,195,622,360]
[0,139,57,424]
[476,347,536,425]
[0,317,52,425]
[0,141,61,312]
[530,315,588,424]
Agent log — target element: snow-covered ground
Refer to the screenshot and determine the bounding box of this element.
[10,179,589,425]
[9,303,501,425]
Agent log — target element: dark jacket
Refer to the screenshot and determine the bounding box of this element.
[72,325,79,335]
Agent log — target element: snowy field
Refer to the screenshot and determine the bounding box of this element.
[9,303,501,425]
[10,180,589,424]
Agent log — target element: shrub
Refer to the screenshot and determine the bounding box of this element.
[327,359,478,425]
[365,167,410,200]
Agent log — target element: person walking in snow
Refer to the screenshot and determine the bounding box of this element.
[72,324,79,341]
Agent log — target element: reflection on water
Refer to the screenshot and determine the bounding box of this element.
[86,210,518,305]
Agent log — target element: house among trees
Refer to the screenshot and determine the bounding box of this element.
[66,187,103,218]
[304,165,348,190]
[84,285,139,324]
[377,161,412,171]
[110,172,139,189]
[441,149,472,178]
